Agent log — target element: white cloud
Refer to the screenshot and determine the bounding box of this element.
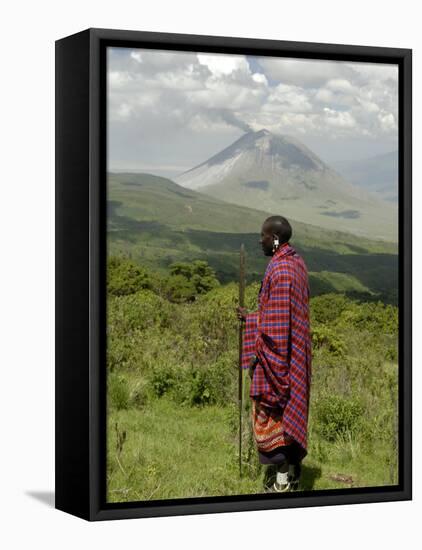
[357,98,380,114]
[265,84,313,113]
[326,79,354,93]
[378,112,397,132]
[108,71,132,89]
[314,88,334,103]
[197,53,250,76]
[323,108,357,129]
[130,51,142,63]
[107,47,399,169]
[258,57,354,87]
[347,62,398,84]
[252,72,268,85]
[116,103,132,119]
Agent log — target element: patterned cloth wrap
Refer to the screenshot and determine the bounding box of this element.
[241,242,312,458]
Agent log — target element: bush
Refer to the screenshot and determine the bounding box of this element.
[311,326,345,356]
[107,290,174,372]
[315,395,363,441]
[165,260,220,302]
[108,372,130,410]
[338,301,398,334]
[108,290,171,334]
[164,274,197,303]
[310,293,350,325]
[147,353,237,407]
[129,381,149,409]
[178,354,236,407]
[108,256,152,296]
[149,363,178,398]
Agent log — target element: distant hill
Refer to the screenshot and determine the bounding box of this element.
[332,151,398,203]
[175,130,397,242]
[108,172,398,304]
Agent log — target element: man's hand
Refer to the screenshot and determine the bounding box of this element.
[236,306,248,322]
[248,355,258,379]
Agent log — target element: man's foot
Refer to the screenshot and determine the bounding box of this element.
[288,463,301,491]
[262,464,277,491]
[265,480,291,493]
[264,462,290,493]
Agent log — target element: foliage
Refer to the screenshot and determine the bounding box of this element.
[310,293,350,325]
[129,380,149,410]
[148,353,236,407]
[106,260,399,500]
[107,290,173,372]
[108,372,130,410]
[337,301,398,334]
[165,260,220,302]
[314,395,364,441]
[107,256,152,296]
[164,274,196,303]
[311,325,345,356]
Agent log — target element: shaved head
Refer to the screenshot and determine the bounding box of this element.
[263,216,292,244]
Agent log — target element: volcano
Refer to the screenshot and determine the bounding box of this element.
[175,129,397,241]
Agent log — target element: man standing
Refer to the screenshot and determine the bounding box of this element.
[237,216,312,492]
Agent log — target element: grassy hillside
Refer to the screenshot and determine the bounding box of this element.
[108,172,398,304]
[107,278,398,502]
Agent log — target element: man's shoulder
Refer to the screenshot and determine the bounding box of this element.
[269,260,294,283]
[272,253,308,281]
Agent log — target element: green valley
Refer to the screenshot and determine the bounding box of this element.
[108,172,398,304]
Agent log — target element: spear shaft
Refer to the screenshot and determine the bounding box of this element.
[238,244,246,477]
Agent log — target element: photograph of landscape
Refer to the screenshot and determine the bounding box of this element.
[106,46,399,502]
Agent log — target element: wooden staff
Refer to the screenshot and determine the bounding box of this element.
[238,243,246,477]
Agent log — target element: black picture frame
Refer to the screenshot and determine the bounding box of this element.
[55,27,412,521]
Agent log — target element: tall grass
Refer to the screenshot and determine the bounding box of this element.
[106,269,398,502]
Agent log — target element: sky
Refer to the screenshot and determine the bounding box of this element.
[107,47,398,177]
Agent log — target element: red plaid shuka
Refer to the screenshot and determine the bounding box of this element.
[241,242,312,455]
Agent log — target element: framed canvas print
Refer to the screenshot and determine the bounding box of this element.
[55,28,412,521]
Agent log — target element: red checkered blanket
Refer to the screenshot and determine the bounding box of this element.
[241,242,312,453]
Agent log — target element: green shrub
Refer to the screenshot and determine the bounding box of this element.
[107,336,134,372]
[129,381,149,409]
[315,395,363,441]
[147,353,236,407]
[178,355,236,407]
[107,256,152,296]
[149,363,178,398]
[164,260,220,302]
[311,326,345,356]
[164,274,197,303]
[107,290,174,373]
[108,290,171,334]
[310,293,350,324]
[338,301,398,334]
[183,367,212,406]
[108,372,130,410]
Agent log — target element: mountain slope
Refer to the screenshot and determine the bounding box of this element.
[108,172,398,303]
[175,130,397,242]
[332,151,398,203]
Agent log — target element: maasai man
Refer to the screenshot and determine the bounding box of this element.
[237,216,312,493]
